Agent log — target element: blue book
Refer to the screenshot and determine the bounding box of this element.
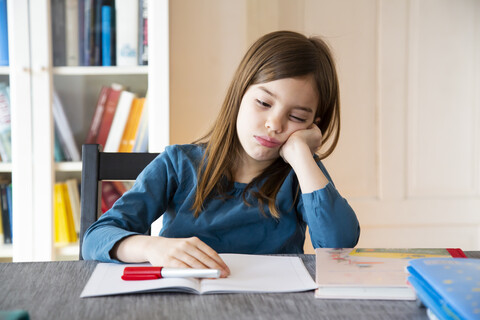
[101,5,112,66]
[0,0,9,66]
[407,258,480,320]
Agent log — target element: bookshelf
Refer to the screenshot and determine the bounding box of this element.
[53,66,148,75]
[5,0,169,262]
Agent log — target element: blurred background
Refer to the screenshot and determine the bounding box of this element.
[168,0,480,251]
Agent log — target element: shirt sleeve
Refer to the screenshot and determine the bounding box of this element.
[81,147,179,263]
[297,160,360,248]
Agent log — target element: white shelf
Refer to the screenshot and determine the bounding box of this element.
[0,162,12,172]
[55,161,82,172]
[53,66,148,76]
[0,243,12,258]
[54,243,79,260]
[0,67,9,75]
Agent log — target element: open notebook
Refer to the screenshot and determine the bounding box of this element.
[81,254,318,297]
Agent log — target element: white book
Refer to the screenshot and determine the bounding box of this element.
[104,90,136,152]
[65,0,79,66]
[116,0,139,66]
[53,91,81,161]
[80,254,318,297]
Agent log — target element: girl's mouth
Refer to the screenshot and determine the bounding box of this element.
[254,136,282,148]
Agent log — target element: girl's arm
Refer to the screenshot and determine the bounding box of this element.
[280,124,360,248]
[279,123,328,193]
[111,235,230,277]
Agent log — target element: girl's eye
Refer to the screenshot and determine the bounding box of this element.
[256,99,271,108]
[290,115,307,123]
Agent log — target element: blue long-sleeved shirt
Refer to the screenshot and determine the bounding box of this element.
[82,144,360,262]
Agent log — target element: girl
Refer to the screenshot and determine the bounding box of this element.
[82,31,360,277]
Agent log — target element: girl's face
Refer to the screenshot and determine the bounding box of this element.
[236,75,319,168]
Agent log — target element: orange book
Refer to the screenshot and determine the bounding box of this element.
[128,98,146,151]
[118,98,139,152]
[118,97,145,152]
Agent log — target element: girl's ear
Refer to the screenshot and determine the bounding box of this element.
[314,117,321,125]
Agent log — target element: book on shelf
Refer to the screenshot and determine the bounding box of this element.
[85,85,112,144]
[0,0,8,66]
[0,83,12,162]
[101,181,124,213]
[92,0,103,66]
[0,192,3,242]
[138,0,148,65]
[83,0,96,66]
[104,90,136,152]
[407,258,478,320]
[118,97,145,152]
[51,0,67,66]
[81,0,91,66]
[54,124,67,162]
[65,0,79,66]
[53,91,81,161]
[88,84,148,153]
[78,0,85,66]
[95,83,124,147]
[132,96,148,152]
[0,196,3,243]
[116,0,139,66]
[314,248,466,300]
[54,183,78,244]
[51,0,147,66]
[81,254,318,298]
[5,183,12,241]
[101,4,112,66]
[0,183,12,244]
[65,178,81,235]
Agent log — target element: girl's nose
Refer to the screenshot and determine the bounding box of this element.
[265,114,283,134]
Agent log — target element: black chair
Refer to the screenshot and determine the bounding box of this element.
[79,144,159,260]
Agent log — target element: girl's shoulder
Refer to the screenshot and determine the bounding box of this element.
[162,143,205,167]
[165,143,205,157]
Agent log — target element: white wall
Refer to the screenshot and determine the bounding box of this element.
[170,0,480,251]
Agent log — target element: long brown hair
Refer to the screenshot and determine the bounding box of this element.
[192,31,341,218]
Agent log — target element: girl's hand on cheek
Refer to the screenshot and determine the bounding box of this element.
[144,236,231,278]
[280,123,323,164]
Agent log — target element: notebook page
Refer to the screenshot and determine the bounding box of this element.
[200,254,318,293]
[80,263,201,298]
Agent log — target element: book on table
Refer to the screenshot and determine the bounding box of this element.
[407,258,479,320]
[314,248,466,300]
[80,254,318,298]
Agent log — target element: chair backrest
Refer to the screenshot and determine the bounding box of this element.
[79,144,159,260]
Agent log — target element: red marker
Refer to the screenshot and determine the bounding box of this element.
[122,266,221,281]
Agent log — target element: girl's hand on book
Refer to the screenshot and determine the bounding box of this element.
[144,236,231,278]
[279,121,322,165]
